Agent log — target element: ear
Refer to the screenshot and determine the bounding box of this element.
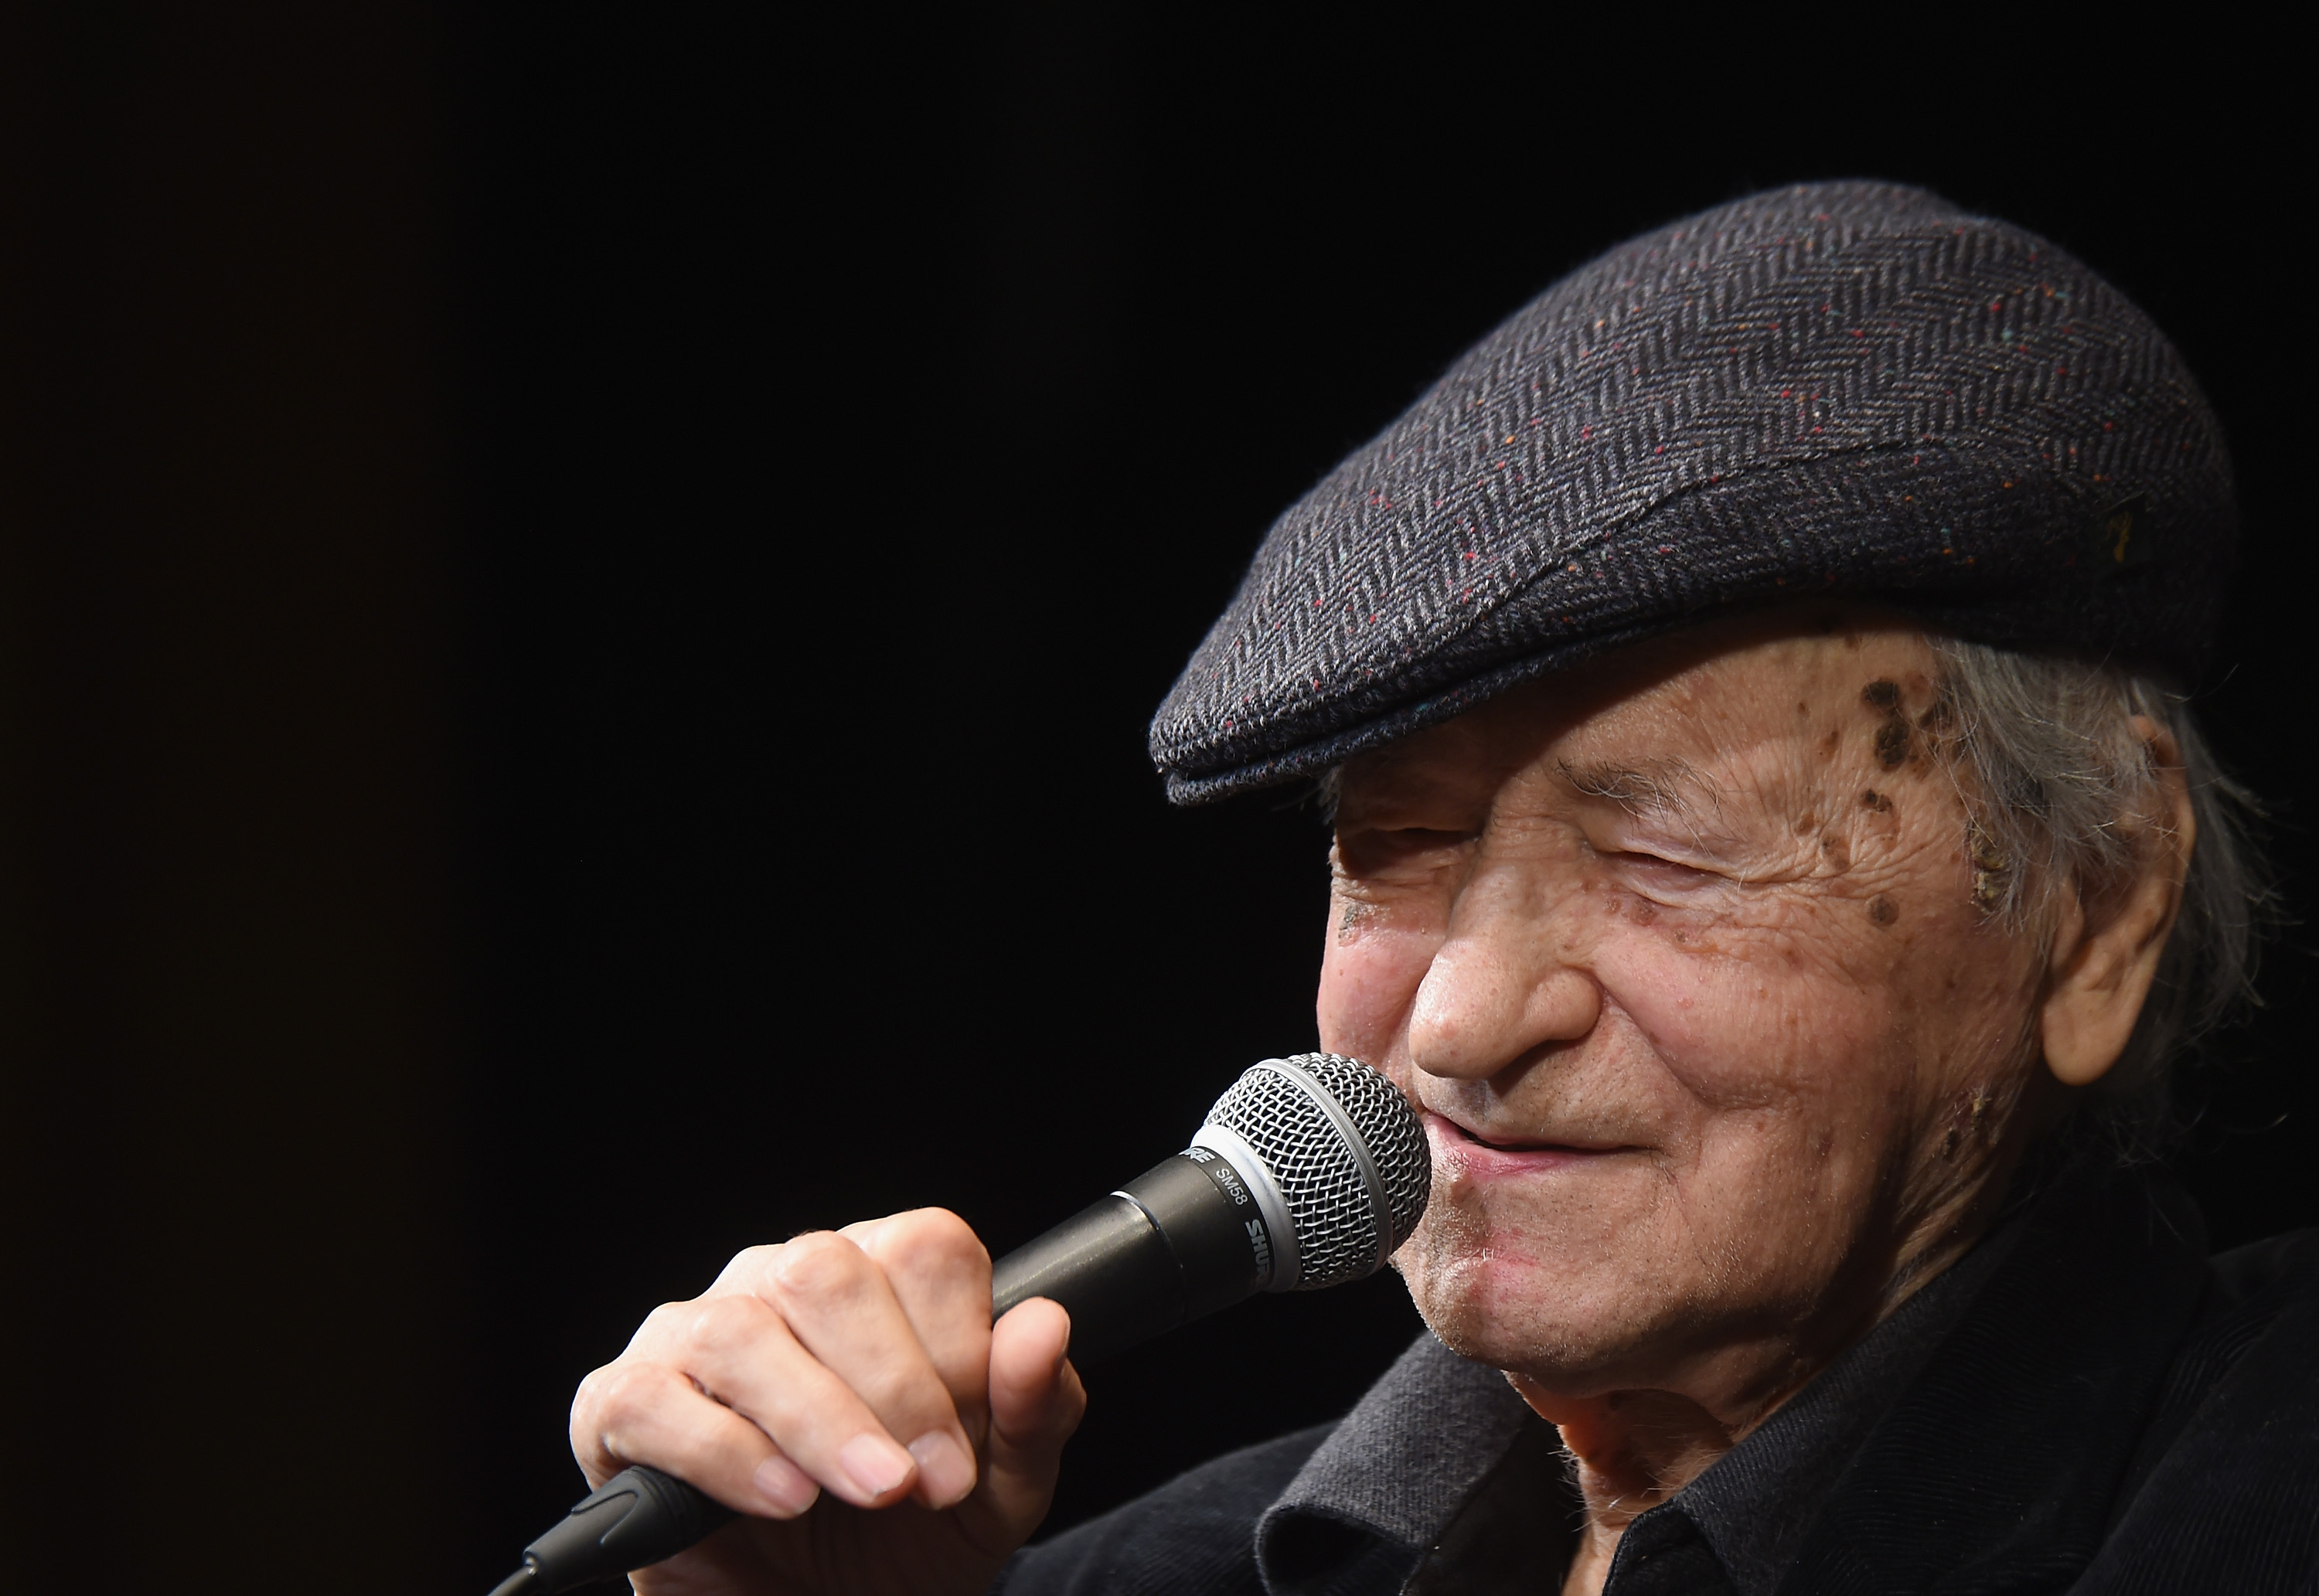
[2039,716,2196,1088]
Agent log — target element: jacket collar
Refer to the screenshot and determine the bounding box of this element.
[1765,1167,2209,1594]
[1254,1330,1535,1595]
[1252,1166,2212,1596]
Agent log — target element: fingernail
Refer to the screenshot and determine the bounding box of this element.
[908,1430,978,1507]
[836,1433,914,1500]
[753,1454,819,1517]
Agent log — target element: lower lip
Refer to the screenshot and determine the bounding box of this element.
[1423,1111,1629,1178]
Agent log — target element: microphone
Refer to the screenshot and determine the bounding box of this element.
[487,1053,1430,1596]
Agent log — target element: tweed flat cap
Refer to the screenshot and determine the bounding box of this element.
[1150,182,2236,803]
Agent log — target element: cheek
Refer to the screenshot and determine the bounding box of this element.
[1592,920,1900,1123]
[1317,919,1441,1059]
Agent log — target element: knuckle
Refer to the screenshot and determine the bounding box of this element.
[569,1366,611,1434]
[769,1230,873,1301]
[683,1290,778,1356]
[635,1298,693,1342]
[901,1206,984,1255]
[574,1362,615,1407]
[885,1207,990,1276]
[708,1243,785,1291]
[856,1359,957,1425]
[574,1359,671,1438]
[730,1243,784,1275]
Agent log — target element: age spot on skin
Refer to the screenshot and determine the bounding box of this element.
[1863,679,1912,767]
[1861,790,1893,813]
[1874,719,1912,767]
[1337,900,1374,941]
[1822,834,1851,870]
[1868,896,1898,927]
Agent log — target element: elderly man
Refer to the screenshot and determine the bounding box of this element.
[568,184,2317,1594]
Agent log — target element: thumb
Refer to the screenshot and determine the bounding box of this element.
[968,1298,1086,1546]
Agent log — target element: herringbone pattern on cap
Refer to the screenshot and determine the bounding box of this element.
[1149,182,2236,803]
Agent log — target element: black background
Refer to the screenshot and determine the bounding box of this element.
[1,11,2311,1594]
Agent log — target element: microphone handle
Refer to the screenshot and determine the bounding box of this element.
[497,1150,1273,1594]
[993,1145,1274,1361]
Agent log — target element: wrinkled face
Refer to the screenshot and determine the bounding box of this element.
[1320,609,2051,1411]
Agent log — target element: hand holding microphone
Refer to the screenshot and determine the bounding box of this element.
[502,1055,1429,1596]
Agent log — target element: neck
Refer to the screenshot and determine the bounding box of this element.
[1512,1200,2010,1596]
[1510,1123,2050,1595]
[1510,1377,1735,1596]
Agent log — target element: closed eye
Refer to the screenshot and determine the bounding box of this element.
[1334,826,1475,879]
[1604,850,1728,898]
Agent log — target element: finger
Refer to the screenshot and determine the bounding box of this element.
[671,1285,946,1509]
[842,1209,996,1431]
[756,1228,983,1509]
[571,1359,820,1520]
[965,1298,1086,1547]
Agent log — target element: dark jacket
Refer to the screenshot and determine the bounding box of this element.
[996,1169,2319,1594]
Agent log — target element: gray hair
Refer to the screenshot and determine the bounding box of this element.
[1928,638,2273,1159]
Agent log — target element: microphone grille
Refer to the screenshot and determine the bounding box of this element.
[1202,1053,1432,1291]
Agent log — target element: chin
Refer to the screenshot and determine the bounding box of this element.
[1397,1206,1617,1377]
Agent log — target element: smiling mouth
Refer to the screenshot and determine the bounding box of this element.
[1435,1111,1626,1156]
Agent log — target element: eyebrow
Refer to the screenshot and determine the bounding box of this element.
[1555,757,1714,822]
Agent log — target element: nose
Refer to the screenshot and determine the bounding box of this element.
[1407,883,1601,1081]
